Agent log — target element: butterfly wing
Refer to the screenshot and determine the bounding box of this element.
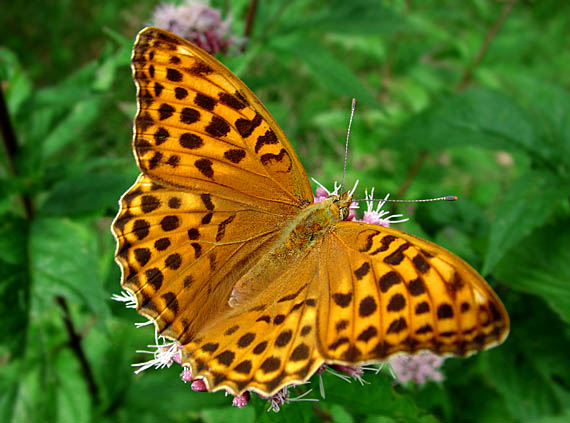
[113,27,314,344]
[181,242,325,396]
[131,27,312,205]
[114,26,510,397]
[317,221,510,363]
[173,220,509,396]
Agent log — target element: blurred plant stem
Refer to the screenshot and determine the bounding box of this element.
[56,296,100,403]
[456,0,519,91]
[0,86,100,403]
[0,87,33,219]
[244,0,258,39]
[396,0,518,201]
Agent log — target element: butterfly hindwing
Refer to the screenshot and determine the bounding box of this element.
[182,244,325,396]
[318,222,510,363]
[166,217,509,396]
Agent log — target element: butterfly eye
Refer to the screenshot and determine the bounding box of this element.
[340,207,350,220]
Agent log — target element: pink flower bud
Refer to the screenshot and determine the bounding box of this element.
[191,379,208,391]
[232,392,250,408]
[180,367,193,383]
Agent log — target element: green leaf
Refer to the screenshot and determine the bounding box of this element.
[42,96,104,158]
[200,407,255,423]
[442,356,514,422]
[483,299,570,421]
[4,346,58,423]
[486,345,560,421]
[3,327,96,423]
[54,350,92,423]
[0,217,30,356]
[84,323,137,415]
[285,0,409,35]
[30,60,99,111]
[482,170,570,275]
[324,373,438,422]
[502,76,570,167]
[532,410,570,423]
[40,172,134,217]
[92,40,132,92]
[0,359,23,423]
[271,37,379,108]
[119,366,229,420]
[330,404,355,423]
[0,47,33,115]
[407,382,452,423]
[363,416,397,423]
[388,88,539,154]
[29,218,110,318]
[493,221,570,324]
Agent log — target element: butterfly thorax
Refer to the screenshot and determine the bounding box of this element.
[227,193,352,308]
[287,192,352,250]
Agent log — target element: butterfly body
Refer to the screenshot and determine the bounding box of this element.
[288,194,350,247]
[113,27,509,397]
[229,194,350,310]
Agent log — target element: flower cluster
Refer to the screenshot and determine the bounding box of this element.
[389,352,445,385]
[151,0,240,55]
[113,180,445,411]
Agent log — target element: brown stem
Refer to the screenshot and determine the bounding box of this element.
[0,87,33,219]
[56,296,100,403]
[243,0,258,39]
[456,0,518,91]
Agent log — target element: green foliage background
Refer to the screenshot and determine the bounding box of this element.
[1,1,569,422]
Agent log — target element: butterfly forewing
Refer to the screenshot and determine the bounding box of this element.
[131,28,313,207]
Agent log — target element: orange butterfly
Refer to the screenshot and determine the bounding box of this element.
[112,27,509,397]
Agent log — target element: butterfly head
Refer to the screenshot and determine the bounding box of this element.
[329,191,353,221]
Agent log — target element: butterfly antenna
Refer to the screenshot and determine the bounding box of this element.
[340,98,357,192]
[355,195,458,203]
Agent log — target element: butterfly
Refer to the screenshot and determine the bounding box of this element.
[112,27,509,397]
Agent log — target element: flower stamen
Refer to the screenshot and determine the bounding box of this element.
[111,290,137,308]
